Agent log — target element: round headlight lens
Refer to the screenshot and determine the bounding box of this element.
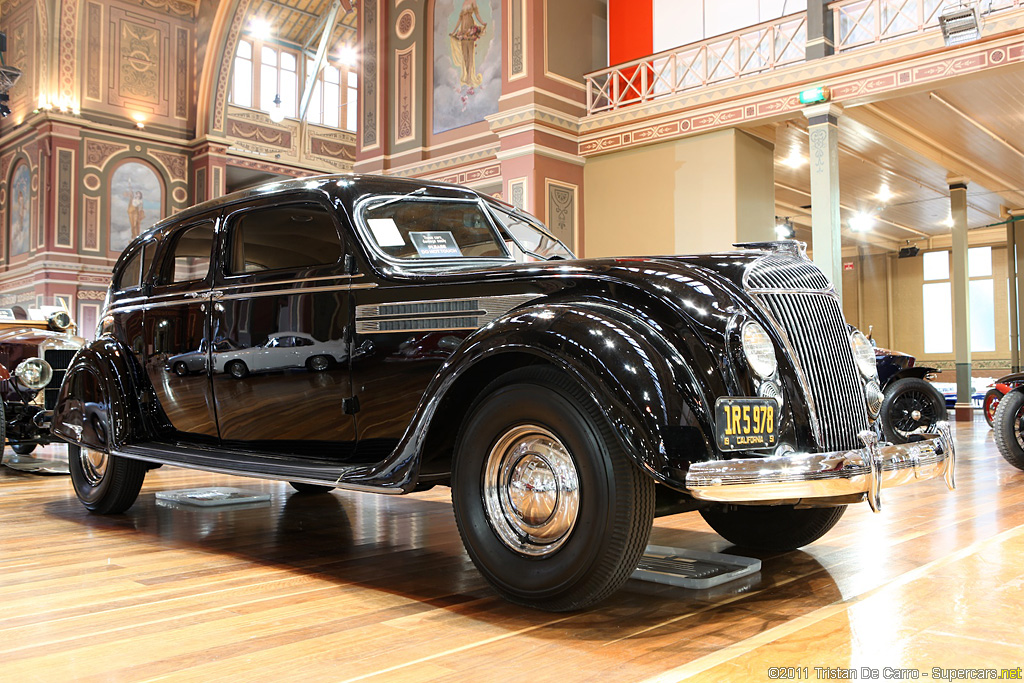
[14,358,53,390]
[48,310,72,331]
[850,330,877,378]
[741,321,777,378]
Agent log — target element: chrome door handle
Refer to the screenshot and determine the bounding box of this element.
[183,291,206,299]
[210,290,225,300]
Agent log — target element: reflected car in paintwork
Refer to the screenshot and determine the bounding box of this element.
[52,174,956,611]
[212,332,349,378]
[1,306,84,456]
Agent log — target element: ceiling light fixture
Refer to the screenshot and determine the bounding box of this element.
[876,184,895,203]
[248,17,273,41]
[849,212,876,232]
[775,217,795,240]
[939,4,981,47]
[337,45,358,67]
[268,93,285,123]
[780,152,807,169]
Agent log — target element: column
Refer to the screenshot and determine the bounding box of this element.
[804,103,844,300]
[949,178,972,421]
[806,0,835,60]
[1008,216,1020,373]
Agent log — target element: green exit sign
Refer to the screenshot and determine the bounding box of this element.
[799,86,830,104]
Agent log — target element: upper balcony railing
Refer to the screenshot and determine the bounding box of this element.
[584,0,1023,116]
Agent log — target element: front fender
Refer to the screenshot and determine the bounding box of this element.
[393,300,727,489]
[51,337,150,450]
[885,366,940,387]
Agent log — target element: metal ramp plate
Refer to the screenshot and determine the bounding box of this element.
[154,487,271,507]
[631,545,761,589]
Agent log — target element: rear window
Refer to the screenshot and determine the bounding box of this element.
[227,203,343,275]
[117,250,142,290]
[157,222,215,286]
[361,198,508,262]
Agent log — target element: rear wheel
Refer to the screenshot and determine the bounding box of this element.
[226,360,249,379]
[306,355,332,372]
[993,390,1024,471]
[68,443,147,514]
[451,366,654,612]
[289,482,335,494]
[880,377,948,443]
[173,361,189,377]
[700,504,846,552]
[983,388,1002,428]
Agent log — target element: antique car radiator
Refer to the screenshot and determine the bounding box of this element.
[44,349,77,411]
[746,253,870,451]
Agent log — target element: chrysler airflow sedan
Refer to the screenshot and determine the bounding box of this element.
[52,174,956,611]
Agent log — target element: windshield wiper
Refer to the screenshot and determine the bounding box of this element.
[370,187,429,212]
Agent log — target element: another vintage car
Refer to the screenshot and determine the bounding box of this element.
[873,346,947,443]
[989,373,1024,471]
[2,306,84,456]
[52,175,956,611]
[979,372,1024,428]
[211,331,349,378]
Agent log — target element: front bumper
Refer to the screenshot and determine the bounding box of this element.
[685,423,955,512]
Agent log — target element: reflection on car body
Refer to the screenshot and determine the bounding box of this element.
[53,174,956,612]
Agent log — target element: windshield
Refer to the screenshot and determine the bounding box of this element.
[489,206,575,262]
[359,197,510,263]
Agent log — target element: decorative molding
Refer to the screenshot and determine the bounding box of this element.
[58,0,79,103]
[56,149,74,248]
[123,0,197,18]
[175,27,189,119]
[76,290,108,301]
[85,2,103,101]
[227,119,293,149]
[83,196,100,252]
[509,177,527,210]
[396,45,416,144]
[431,162,502,186]
[508,0,526,81]
[151,150,188,181]
[119,20,161,102]
[545,179,577,251]
[396,9,415,40]
[212,0,253,135]
[382,144,501,178]
[362,0,380,150]
[84,139,130,169]
[487,104,581,134]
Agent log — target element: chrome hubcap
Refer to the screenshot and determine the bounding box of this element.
[911,409,922,421]
[311,356,328,371]
[80,447,108,486]
[483,424,580,557]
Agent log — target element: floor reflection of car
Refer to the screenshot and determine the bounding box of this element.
[212,332,347,378]
[165,339,242,376]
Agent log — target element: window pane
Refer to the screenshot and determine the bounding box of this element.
[262,46,277,65]
[923,282,953,353]
[280,71,297,117]
[281,52,296,71]
[260,64,278,112]
[969,246,992,278]
[161,223,214,285]
[325,65,340,83]
[346,86,358,130]
[970,279,996,352]
[347,71,358,88]
[118,251,142,290]
[308,80,323,124]
[229,204,343,274]
[237,39,252,59]
[324,82,339,128]
[362,199,507,261]
[232,56,252,107]
[922,250,949,281]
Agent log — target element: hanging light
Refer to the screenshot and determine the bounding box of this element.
[775,217,795,240]
[939,4,981,47]
[268,94,285,123]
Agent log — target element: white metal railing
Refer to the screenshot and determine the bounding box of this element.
[585,13,807,115]
[832,0,1023,52]
[584,0,1024,116]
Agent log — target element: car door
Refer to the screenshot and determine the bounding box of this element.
[210,195,356,451]
[143,216,220,439]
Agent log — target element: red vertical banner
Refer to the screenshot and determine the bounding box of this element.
[608,1,654,107]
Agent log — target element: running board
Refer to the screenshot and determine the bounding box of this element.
[114,442,402,494]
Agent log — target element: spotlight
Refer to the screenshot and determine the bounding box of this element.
[775,217,795,240]
[849,213,876,233]
[939,4,981,47]
[248,17,273,41]
[898,245,920,259]
[337,45,358,67]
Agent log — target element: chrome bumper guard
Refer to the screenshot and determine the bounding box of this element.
[685,422,956,512]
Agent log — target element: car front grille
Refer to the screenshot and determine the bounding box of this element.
[44,349,77,411]
[746,252,869,452]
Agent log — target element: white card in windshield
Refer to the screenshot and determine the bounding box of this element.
[367,218,406,247]
[409,231,463,258]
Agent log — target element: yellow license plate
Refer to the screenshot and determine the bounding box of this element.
[715,397,778,451]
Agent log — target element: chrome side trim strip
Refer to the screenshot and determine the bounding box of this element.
[105,282,377,315]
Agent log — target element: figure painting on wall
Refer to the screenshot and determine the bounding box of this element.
[9,163,32,257]
[110,161,162,252]
[433,0,501,134]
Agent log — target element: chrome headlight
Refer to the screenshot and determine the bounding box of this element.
[741,321,777,378]
[48,310,72,331]
[850,330,877,378]
[14,358,53,390]
[865,379,883,418]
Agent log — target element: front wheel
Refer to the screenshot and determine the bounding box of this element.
[993,390,1024,471]
[226,360,249,379]
[880,377,948,443]
[983,388,1002,428]
[306,355,332,372]
[700,504,846,552]
[68,444,147,514]
[451,366,654,612]
[173,361,189,377]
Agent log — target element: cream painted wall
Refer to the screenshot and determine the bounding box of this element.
[583,129,775,257]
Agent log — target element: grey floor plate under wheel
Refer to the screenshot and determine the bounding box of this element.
[154,487,271,507]
[2,454,70,475]
[631,545,761,589]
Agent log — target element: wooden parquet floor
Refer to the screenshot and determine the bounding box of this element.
[1,414,1022,682]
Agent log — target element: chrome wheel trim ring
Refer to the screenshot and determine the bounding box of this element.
[310,356,328,371]
[482,424,580,557]
[80,447,108,486]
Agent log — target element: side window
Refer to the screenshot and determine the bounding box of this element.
[157,222,215,286]
[116,250,143,290]
[228,202,343,275]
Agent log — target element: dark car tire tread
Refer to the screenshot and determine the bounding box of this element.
[993,390,1024,472]
[880,377,948,444]
[699,504,846,552]
[68,445,147,514]
[289,482,335,494]
[452,365,654,612]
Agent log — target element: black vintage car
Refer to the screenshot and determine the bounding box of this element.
[52,175,956,611]
[1,306,84,458]
[873,346,947,443]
